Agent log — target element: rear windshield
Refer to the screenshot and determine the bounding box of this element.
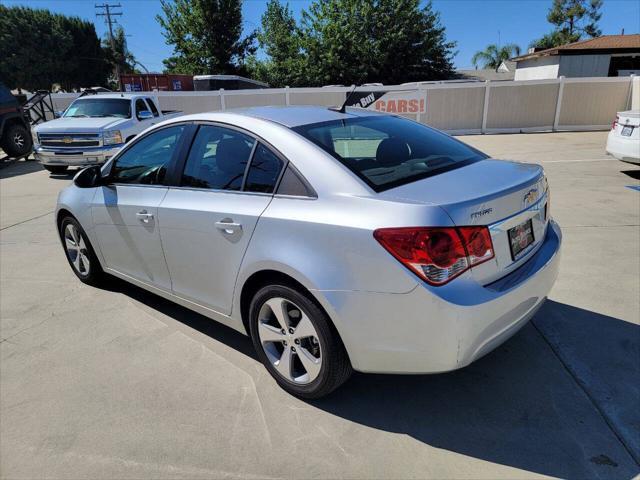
[63,98,131,119]
[293,116,487,192]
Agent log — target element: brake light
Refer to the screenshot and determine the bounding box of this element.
[374,226,494,286]
[612,115,619,130]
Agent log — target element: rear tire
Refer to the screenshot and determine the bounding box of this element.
[44,165,69,174]
[249,284,352,399]
[1,123,32,157]
[59,216,105,286]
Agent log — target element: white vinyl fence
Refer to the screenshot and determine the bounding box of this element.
[50,75,636,135]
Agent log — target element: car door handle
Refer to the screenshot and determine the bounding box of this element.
[136,210,154,223]
[215,220,242,234]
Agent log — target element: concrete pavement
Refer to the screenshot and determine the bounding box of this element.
[1,131,639,479]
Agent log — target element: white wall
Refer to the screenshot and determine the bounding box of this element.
[49,76,634,133]
[559,54,611,77]
[632,76,640,110]
[514,57,560,80]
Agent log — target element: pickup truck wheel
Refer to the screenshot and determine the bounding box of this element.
[2,123,33,157]
[44,165,68,174]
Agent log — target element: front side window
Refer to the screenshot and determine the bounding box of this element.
[109,125,185,185]
[63,98,130,118]
[244,143,284,193]
[181,125,255,191]
[294,116,487,192]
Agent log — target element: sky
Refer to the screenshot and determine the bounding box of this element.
[1,0,639,72]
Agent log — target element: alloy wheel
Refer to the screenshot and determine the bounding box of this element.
[257,297,322,384]
[13,132,25,149]
[64,223,90,275]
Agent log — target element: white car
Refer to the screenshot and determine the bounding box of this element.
[33,93,182,173]
[606,110,640,165]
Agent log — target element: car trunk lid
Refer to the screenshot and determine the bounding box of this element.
[379,159,549,284]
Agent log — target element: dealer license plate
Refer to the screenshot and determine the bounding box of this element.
[622,126,633,136]
[508,219,534,260]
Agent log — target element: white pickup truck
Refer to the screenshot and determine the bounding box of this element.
[33,93,181,173]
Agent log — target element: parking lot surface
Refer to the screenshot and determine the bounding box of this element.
[1,131,639,479]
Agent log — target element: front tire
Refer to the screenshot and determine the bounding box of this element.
[59,216,105,286]
[44,165,69,174]
[249,284,352,398]
[2,123,33,157]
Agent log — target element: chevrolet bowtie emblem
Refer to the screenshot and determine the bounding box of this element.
[523,188,539,206]
[62,137,73,144]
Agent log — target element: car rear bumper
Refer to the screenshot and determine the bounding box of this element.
[606,131,640,164]
[34,144,123,166]
[320,220,562,374]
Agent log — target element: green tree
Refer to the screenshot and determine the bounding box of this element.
[531,0,603,48]
[157,0,256,75]
[471,43,521,70]
[251,0,307,87]
[103,26,138,77]
[0,5,109,90]
[299,0,456,86]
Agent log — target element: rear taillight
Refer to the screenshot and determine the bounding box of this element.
[612,115,619,130]
[374,226,495,286]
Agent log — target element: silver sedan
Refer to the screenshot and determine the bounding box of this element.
[56,106,562,398]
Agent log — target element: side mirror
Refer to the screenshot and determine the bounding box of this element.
[137,110,153,120]
[73,165,103,188]
[55,111,65,118]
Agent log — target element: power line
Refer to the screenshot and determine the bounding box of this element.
[95,3,123,86]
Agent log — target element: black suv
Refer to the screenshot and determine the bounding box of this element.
[0,82,33,158]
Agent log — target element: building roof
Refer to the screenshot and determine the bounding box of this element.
[456,69,515,81]
[512,34,640,62]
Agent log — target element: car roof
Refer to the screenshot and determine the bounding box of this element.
[230,105,386,128]
[74,93,149,100]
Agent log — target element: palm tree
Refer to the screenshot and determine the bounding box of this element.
[471,43,521,71]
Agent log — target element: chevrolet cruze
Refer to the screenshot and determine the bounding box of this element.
[56,106,561,398]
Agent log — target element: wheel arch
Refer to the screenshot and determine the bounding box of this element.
[237,269,350,362]
[56,208,74,229]
[0,113,27,138]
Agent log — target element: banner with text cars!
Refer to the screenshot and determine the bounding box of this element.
[345,90,426,114]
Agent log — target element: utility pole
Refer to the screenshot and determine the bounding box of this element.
[95,3,123,89]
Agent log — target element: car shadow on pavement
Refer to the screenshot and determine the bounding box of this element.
[0,159,44,179]
[309,300,639,479]
[105,278,640,478]
[102,277,258,360]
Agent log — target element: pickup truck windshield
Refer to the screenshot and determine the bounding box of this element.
[293,115,487,192]
[64,98,131,119]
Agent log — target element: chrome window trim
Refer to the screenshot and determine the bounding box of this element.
[167,185,273,198]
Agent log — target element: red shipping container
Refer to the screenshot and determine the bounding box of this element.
[119,74,194,92]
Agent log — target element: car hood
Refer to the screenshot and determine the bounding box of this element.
[35,117,129,133]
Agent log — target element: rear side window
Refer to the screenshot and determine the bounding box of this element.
[146,98,159,117]
[294,116,487,192]
[276,165,316,197]
[244,143,284,193]
[181,125,255,191]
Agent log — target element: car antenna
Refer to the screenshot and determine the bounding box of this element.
[332,84,358,114]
